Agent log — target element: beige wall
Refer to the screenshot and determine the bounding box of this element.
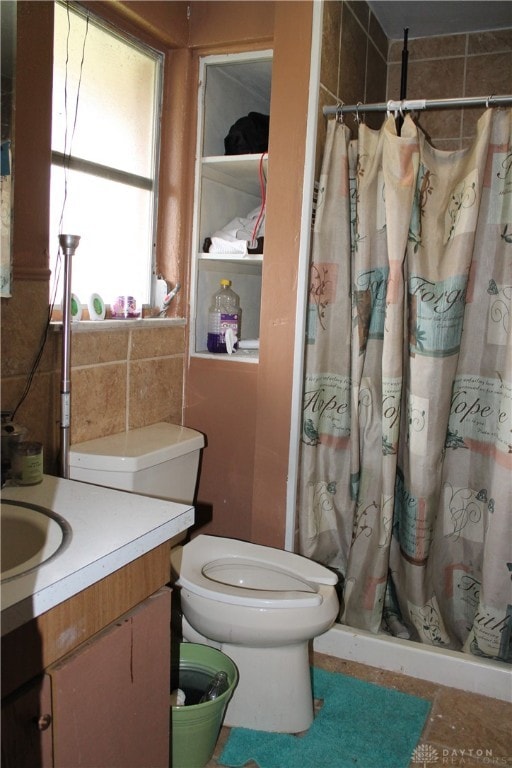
[184,1,314,547]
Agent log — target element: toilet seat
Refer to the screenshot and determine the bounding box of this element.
[176,535,338,609]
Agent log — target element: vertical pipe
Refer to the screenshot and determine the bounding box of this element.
[400,28,409,99]
[58,234,80,478]
[397,28,409,136]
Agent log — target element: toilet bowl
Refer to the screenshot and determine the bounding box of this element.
[171,535,339,733]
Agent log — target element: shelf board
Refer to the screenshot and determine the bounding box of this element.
[198,252,263,263]
[191,349,259,363]
[201,154,267,195]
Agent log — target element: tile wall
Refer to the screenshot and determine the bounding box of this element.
[388,29,512,149]
[316,0,388,173]
[1,275,186,473]
[318,4,511,158]
[64,321,186,445]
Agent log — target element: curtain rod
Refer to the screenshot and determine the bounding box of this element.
[323,94,512,117]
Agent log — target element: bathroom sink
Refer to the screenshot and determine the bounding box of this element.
[1,500,71,581]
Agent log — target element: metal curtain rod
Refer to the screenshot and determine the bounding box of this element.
[323,94,512,117]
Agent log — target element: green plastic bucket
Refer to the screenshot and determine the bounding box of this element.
[171,643,238,768]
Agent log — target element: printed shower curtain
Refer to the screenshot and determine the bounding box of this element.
[299,109,511,662]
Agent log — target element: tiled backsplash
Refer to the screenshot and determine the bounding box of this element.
[66,321,186,443]
[1,277,186,474]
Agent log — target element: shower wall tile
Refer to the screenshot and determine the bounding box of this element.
[389,34,466,62]
[465,51,512,96]
[388,56,466,102]
[346,0,369,34]
[128,356,184,429]
[414,110,463,148]
[70,362,127,444]
[318,1,387,157]
[463,51,512,136]
[321,0,342,97]
[387,29,511,147]
[339,2,368,107]
[369,11,388,61]
[389,56,465,140]
[468,29,512,54]
[364,45,387,129]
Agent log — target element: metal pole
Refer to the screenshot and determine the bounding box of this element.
[397,28,409,136]
[58,234,80,479]
[323,94,512,117]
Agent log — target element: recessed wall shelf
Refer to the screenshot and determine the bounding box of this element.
[189,51,273,362]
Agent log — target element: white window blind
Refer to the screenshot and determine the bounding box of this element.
[50,2,162,309]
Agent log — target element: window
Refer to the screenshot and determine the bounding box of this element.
[50,2,162,309]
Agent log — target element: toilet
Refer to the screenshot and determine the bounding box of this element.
[171,535,339,733]
[68,422,205,505]
[69,424,339,733]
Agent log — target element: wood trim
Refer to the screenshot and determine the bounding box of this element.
[2,542,171,697]
[11,265,52,282]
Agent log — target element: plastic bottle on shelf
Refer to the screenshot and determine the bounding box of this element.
[207,279,241,354]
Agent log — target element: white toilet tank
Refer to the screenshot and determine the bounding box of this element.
[69,422,204,504]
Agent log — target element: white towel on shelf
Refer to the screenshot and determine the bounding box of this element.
[208,206,265,254]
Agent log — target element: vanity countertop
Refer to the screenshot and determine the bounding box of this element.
[1,475,193,635]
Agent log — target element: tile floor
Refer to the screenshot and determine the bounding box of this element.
[207,650,512,768]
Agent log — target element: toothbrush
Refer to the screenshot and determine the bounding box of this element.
[159,282,181,316]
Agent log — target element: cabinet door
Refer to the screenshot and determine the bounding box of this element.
[49,588,171,768]
[1,673,53,768]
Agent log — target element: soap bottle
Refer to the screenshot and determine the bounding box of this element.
[207,279,241,354]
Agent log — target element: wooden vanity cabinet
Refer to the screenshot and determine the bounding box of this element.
[2,588,172,768]
[1,674,53,768]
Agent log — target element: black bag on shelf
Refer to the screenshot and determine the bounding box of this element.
[224,112,269,155]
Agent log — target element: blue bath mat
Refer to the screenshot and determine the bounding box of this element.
[219,667,430,768]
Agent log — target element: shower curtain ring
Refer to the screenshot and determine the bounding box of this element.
[486,94,494,108]
[336,103,344,124]
[354,102,362,125]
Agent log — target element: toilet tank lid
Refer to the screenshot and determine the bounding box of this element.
[69,423,205,473]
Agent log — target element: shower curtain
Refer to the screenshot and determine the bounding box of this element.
[299,108,511,663]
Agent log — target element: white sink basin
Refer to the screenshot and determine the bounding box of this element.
[1,475,194,636]
[1,500,71,581]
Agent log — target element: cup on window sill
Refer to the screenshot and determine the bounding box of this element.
[111,295,140,319]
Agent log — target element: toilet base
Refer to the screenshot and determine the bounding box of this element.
[182,617,314,733]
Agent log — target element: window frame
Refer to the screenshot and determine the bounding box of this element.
[50,0,164,311]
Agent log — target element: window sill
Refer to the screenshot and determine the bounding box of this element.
[50,317,186,332]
